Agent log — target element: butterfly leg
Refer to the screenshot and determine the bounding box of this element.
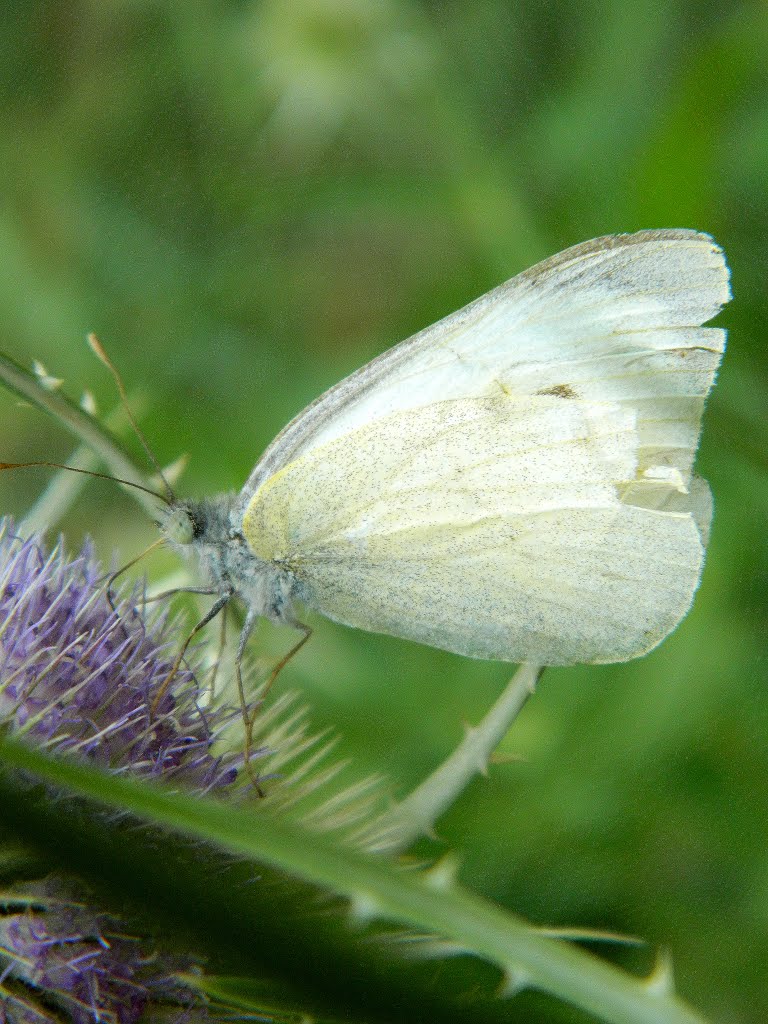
[143,586,219,604]
[234,608,263,788]
[263,622,313,703]
[207,598,228,696]
[239,620,313,794]
[150,591,231,717]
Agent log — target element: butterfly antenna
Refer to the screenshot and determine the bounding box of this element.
[87,333,176,502]
[0,461,170,504]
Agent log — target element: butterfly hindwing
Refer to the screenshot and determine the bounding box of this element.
[243,395,704,664]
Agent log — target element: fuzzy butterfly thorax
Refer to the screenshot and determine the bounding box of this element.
[160,494,298,627]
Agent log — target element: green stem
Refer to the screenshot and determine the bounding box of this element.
[0,738,708,1024]
[367,663,542,853]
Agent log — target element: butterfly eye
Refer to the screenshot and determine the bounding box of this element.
[164,508,196,545]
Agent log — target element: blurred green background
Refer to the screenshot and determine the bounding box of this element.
[1,2,766,1021]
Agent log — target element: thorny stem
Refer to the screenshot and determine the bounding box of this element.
[366,662,543,853]
[0,737,709,1024]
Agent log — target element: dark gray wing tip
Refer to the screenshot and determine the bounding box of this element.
[517,228,731,309]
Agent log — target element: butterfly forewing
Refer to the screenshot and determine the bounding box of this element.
[239,229,729,665]
[241,229,728,504]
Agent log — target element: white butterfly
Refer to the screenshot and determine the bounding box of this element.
[164,229,729,669]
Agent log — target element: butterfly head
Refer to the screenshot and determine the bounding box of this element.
[162,506,197,546]
[159,496,236,550]
[159,494,247,591]
[158,493,291,623]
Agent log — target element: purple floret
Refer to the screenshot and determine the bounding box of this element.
[0,884,150,1024]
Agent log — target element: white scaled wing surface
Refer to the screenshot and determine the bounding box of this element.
[241,230,730,665]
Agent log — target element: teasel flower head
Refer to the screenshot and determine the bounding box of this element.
[0,519,264,1022]
[0,878,210,1024]
[0,518,252,789]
